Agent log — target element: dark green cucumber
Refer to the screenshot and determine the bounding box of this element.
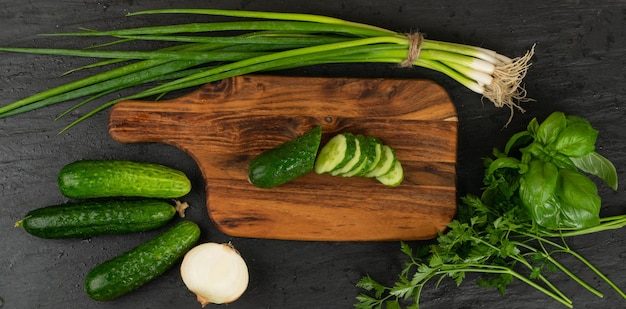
[58,160,191,199]
[15,199,178,239]
[85,220,200,301]
[248,125,322,188]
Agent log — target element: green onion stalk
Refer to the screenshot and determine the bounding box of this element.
[0,9,535,132]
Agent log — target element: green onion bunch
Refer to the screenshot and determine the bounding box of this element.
[0,9,535,131]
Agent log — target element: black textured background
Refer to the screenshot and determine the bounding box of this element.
[1,1,625,308]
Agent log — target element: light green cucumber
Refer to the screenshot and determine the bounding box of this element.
[58,160,192,199]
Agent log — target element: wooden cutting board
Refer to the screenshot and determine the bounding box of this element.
[108,75,458,241]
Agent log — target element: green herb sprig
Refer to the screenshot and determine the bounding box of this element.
[356,112,623,309]
[0,9,534,132]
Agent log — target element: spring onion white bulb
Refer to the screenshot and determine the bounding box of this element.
[180,242,249,307]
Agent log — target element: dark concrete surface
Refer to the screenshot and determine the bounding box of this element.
[1,1,625,308]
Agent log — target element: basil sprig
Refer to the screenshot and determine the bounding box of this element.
[487,111,617,230]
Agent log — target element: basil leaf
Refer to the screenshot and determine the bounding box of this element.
[527,117,539,136]
[520,142,546,163]
[553,122,598,158]
[519,160,559,227]
[551,153,577,170]
[556,169,601,229]
[487,157,521,176]
[523,168,601,230]
[535,195,600,230]
[566,114,593,127]
[571,151,619,190]
[558,199,601,229]
[536,112,567,146]
[531,195,561,229]
[504,130,532,155]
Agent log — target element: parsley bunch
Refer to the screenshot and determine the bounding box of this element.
[356,112,625,309]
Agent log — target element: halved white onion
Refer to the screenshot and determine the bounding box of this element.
[180,242,249,307]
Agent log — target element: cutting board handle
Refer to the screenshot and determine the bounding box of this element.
[108,79,232,144]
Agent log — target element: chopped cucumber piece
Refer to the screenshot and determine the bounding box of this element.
[357,136,383,176]
[330,136,361,176]
[314,133,348,174]
[329,133,357,172]
[343,135,376,177]
[376,160,404,187]
[364,145,396,178]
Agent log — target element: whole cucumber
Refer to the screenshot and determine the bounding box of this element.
[15,199,178,239]
[58,160,191,199]
[85,220,201,301]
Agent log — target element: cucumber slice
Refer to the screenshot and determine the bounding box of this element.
[343,135,377,177]
[357,136,383,176]
[330,136,361,176]
[314,133,349,174]
[328,133,357,172]
[364,145,396,178]
[376,160,404,187]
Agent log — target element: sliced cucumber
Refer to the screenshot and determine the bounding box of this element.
[342,135,376,177]
[331,133,357,172]
[355,136,383,177]
[376,160,404,187]
[362,140,383,176]
[314,133,356,174]
[313,131,403,187]
[330,136,361,176]
[364,145,396,178]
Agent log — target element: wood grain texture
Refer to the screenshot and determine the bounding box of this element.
[108,75,458,241]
